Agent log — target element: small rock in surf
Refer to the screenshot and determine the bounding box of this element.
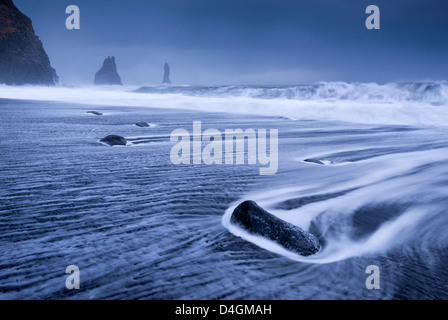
[230,200,320,256]
[304,158,325,165]
[100,135,127,146]
[87,111,103,116]
[135,122,150,127]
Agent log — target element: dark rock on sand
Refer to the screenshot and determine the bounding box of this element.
[87,111,103,116]
[304,158,325,165]
[135,122,150,127]
[100,135,127,146]
[94,56,122,85]
[0,0,59,85]
[230,200,320,256]
[162,62,171,85]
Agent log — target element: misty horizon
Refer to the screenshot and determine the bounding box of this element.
[13,0,448,86]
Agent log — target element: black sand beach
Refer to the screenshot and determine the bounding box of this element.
[1,97,447,299]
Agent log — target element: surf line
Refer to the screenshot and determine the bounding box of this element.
[170,121,278,175]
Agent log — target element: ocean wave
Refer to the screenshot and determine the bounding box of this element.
[222,148,448,264]
[135,81,448,105]
[1,82,448,126]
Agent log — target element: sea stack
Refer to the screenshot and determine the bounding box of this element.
[94,56,122,85]
[0,0,59,85]
[230,200,321,256]
[162,62,171,85]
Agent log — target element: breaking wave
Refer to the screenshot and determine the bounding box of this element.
[135,81,448,105]
[1,81,448,126]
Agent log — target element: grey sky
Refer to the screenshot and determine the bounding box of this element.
[14,0,448,86]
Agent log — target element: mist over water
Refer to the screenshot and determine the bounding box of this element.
[1,81,448,126]
[1,82,448,299]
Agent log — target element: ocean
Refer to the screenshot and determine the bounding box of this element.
[1,82,447,299]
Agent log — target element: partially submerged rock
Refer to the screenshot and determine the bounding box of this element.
[100,135,127,146]
[135,122,150,127]
[230,200,320,256]
[304,158,325,165]
[87,111,103,116]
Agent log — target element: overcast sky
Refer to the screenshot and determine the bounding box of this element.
[14,0,448,86]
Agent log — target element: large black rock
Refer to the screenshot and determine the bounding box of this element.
[94,56,122,85]
[0,0,59,85]
[230,200,320,256]
[100,135,127,146]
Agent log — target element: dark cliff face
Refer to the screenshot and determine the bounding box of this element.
[94,56,123,85]
[0,0,59,85]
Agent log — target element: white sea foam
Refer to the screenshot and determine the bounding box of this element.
[222,148,448,264]
[222,204,428,264]
[1,82,448,126]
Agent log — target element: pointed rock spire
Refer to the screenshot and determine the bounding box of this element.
[162,62,171,85]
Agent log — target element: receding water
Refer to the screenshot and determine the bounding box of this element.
[1,84,448,299]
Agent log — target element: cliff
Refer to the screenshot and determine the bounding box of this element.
[0,0,59,85]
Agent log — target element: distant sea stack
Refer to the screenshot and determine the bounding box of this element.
[0,0,58,85]
[94,56,122,85]
[162,62,171,85]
